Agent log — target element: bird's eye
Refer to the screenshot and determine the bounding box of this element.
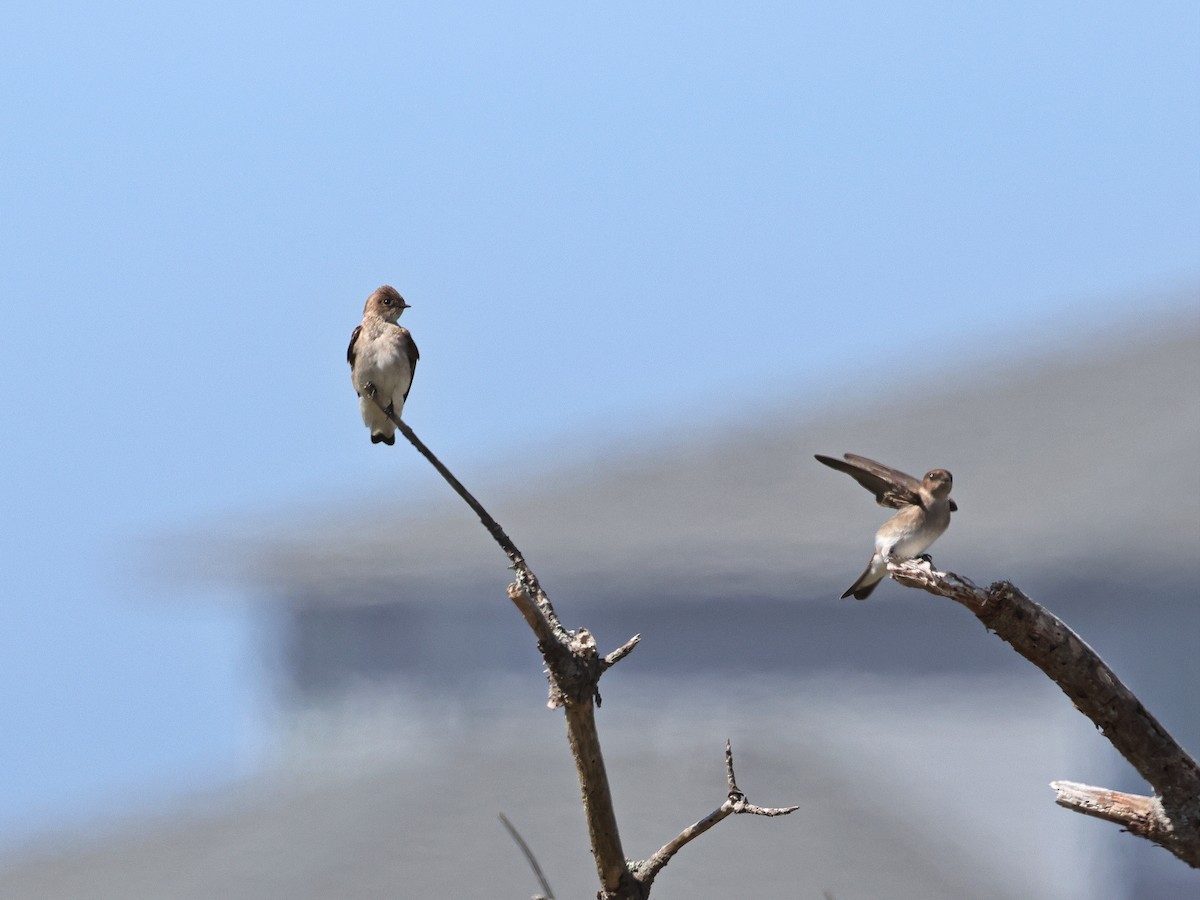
[381,297,392,306]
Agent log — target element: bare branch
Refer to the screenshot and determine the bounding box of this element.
[888,558,1200,867]
[1050,782,1174,842]
[603,634,642,670]
[374,400,638,897]
[368,398,634,894]
[366,392,554,612]
[499,813,555,900]
[633,741,799,892]
[565,693,632,894]
[372,400,796,896]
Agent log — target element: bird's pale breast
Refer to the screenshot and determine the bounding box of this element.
[353,324,412,397]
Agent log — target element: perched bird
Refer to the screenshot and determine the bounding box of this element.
[815,453,957,600]
[347,285,419,445]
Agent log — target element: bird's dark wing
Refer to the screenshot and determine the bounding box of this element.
[400,329,419,401]
[347,325,362,368]
[815,453,923,509]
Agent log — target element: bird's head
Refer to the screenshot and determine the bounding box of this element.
[923,468,953,499]
[364,285,410,323]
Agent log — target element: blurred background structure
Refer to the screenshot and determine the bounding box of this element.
[1,3,1198,899]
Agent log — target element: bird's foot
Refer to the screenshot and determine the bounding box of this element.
[888,554,936,576]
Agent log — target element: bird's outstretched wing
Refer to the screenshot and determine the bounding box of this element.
[814,453,923,509]
[347,325,362,368]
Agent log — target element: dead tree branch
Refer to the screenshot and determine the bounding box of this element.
[370,400,795,898]
[632,740,799,894]
[887,558,1200,867]
[387,415,553,609]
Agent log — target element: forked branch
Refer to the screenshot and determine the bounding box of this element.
[632,741,799,893]
[887,558,1200,868]
[370,399,795,898]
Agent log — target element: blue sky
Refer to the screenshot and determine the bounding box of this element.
[1,2,1197,846]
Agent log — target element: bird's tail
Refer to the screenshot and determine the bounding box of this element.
[361,396,398,445]
[841,557,885,600]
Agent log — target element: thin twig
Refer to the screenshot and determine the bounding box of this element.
[368,398,572,657]
[366,392,548,602]
[393,418,540,589]
[499,813,555,900]
[888,558,1200,868]
[603,633,642,669]
[634,741,799,891]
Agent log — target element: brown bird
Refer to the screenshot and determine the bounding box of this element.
[347,285,419,445]
[815,453,957,600]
